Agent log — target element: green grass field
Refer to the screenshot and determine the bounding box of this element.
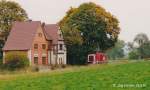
[0,60,150,90]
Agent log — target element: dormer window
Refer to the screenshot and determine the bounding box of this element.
[38,33,42,37]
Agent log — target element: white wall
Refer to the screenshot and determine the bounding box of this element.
[48,43,67,65]
[27,50,32,65]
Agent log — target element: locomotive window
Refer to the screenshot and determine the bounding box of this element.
[89,56,94,62]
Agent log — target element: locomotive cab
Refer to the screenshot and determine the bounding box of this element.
[88,52,107,64]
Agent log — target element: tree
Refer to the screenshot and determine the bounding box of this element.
[138,42,150,59]
[133,33,149,59]
[128,49,140,60]
[127,42,134,50]
[106,40,125,60]
[123,42,134,57]
[134,33,149,47]
[0,0,28,59]
[0,0,28,40]
[59,2,120,64]
[0,40,4,59]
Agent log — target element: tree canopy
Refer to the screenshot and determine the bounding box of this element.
[134,33,149,47]
[139,42,150,58]
[0,0,28,40]
[106,40,125,60]
[59,2,120,64]
[128,33,150,60]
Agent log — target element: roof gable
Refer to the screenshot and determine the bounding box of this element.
[33,24,47,44]
[44,24,63,44]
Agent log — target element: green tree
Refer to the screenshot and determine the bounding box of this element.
[128,49,140,60]
[138,42,150,59]
[0,0,28,40]
[134,33,149,47]
[127,42,134,50]
[133,33,149,59]
[59,2,120,64]
[0,40,4,59]
[0,0,28,59]
[106,40,125,60]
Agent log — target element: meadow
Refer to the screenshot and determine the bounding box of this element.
[0,60,149,90]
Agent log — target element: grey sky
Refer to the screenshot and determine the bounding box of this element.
[10,0,150,42]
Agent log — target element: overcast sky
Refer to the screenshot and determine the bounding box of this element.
[10,0,150,42]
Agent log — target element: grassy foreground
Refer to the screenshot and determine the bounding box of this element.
[0,60,150,90]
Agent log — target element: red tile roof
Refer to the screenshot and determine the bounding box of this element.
[3,21,41,51]
[3,21,64,51]
[44,24,63,44]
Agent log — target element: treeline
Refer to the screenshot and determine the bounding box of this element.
[106,33,150,60]
[128,33,150,60]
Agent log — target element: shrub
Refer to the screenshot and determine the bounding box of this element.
[0,59,3,69]
[31,65,39,72]
[4,52,29,70]
[0,52,2,59]
[50,65,55,70]
[128,50,140,60]
[61,64,66,68]
[0,59,2,65]
[138,42,150,59]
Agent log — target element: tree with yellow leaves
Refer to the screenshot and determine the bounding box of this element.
[59,2,120,64]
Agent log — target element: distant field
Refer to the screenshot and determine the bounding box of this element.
[0,60,150,90]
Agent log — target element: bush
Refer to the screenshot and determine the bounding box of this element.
[0,59,3,69]
[4,52,29,70]
[61,64,66,68]
[50,64,67,70]
[31,65,39,72]
[128,50,140,60]
[50,65,56,70]
[0,52,2,59]
[0,59,2,65]
[138,42,150,59]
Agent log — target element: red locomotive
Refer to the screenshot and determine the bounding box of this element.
[87,52,107,64]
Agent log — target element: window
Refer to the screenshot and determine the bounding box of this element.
[34,57,38,64]
[89,56,94,62]
[42,44,46,49]
[34,44,38,49]
[38,33,42,37]
[60,44,63,50]
[42,57,46,65]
